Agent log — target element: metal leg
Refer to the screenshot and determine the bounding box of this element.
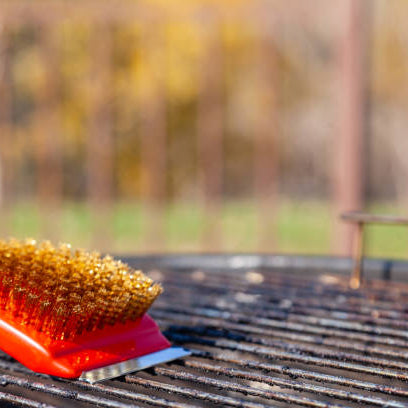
[350,222,364,289]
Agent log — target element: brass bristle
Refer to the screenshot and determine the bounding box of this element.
[0,239,162,340]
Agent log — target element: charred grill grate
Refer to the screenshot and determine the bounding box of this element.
[1,255,408,407]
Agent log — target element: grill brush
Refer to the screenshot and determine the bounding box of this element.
[0,239,189,383]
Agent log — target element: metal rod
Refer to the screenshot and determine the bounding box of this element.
[0,390,57,408]
[167,332,408,381]
[154,313,408,361]
[159,276,408,309]
[157,316,408,371]
[154,302,408,343]
[0,355,195,408]
[126,374,275,408]
[0,374,140,408]
[350,221,364,288]
[193,351,408,399]
[71,379,197,408]
[171,360,405,407]
[149,367,351,408]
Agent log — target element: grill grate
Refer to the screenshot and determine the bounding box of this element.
[1,255,408,407]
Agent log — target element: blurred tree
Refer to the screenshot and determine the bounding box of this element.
[4,0,408,204]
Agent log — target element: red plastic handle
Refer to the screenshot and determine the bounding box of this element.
[0,314,170,378]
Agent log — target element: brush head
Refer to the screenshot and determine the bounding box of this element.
[0,239,162,341]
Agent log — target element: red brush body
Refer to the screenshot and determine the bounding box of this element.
[0,239,189,382]
[0,314,170,378]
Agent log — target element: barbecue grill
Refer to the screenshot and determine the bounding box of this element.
[1,253,408,407]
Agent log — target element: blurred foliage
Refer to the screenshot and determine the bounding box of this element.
[5,0,329,201]
[3,0,408,202]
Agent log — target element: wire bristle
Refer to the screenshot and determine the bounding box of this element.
[0,239,162,341]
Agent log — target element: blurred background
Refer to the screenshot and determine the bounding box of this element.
[0,0,407,257]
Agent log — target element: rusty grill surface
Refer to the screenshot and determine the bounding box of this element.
[1,255,408,407]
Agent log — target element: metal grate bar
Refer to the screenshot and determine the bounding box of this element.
[0,374,143,408]
[166,332,408,381]
[156,363,406,408]
[143,366,354,408]
[0,390,57,408]
[154,302,408,346]
[154,312,408,362]
[158,280,408,323]
[155,294,408,340]
[158,265,408,295]
[163,289,408,331]
[153,307,408,357]
[163,291,408,331]
[156,281,408,339]
[72,378,198,408]
[191,350,408,399]
[160,275,408,307]
[126,374,277,408]
[0,359,192,408]
[0,356,278,408]
[268,304,408,330]
[163,324,408,371]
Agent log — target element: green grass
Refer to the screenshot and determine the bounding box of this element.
[277,201,332,255]
[2,200,407,259]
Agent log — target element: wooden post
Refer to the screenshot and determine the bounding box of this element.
[254,30,279,252]
[86,23,114,251]
[334,0,370,256]
[34,23,63,242]
[197,24,224,251]
[139,25,167,252]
